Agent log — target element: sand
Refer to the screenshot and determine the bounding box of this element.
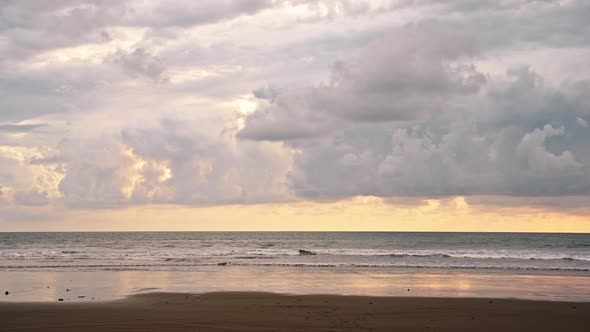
[0,292,588,331]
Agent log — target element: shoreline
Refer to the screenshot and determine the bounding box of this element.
[1,292,588,331]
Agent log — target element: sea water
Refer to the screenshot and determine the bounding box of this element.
[1,232,588,271]
[1,232,589,302]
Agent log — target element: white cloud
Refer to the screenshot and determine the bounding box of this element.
[54,118,292,208]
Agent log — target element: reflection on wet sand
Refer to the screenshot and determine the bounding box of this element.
[1,266,588,302]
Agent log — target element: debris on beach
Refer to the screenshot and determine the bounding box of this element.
[298,250,316,255]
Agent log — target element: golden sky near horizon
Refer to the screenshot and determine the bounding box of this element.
[2,196,588,233]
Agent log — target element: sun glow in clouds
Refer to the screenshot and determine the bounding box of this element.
[230,94,258,131]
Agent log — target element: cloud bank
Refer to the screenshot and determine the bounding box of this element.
[1,0,590,219]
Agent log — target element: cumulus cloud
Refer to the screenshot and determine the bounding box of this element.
[516,125,582,176]
[239,51,590,199]
[121,119,292,206]
[239,25,485,141]
[54,118,291,208]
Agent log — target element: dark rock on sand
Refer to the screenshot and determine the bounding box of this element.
[299,250,316,256]
[217,262,228,266]
[4,291,8,295]
[58,299,64,302]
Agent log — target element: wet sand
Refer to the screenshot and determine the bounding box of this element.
[0,292,588,331]
[2,267,590,302]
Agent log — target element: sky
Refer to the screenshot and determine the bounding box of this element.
[1,0,590,232]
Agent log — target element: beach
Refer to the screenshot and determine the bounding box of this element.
[1,292,588,331]
[1,232,588,330]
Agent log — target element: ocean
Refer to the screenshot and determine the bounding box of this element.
[1,232,590,302]
[1,232,589,271]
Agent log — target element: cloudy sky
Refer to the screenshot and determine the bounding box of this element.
[1,0,590,231]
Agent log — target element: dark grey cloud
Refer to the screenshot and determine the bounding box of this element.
[465,195,590,214]
[0,1,123,58]
[0,123,45,133]
[239,25,484,141]
[287,0,398,20]
[57,137,132,209]
[0,61,116,122]
[130,0,273,28]
[238,33,590,199]
[416,0,590,49]
[109,47,167,81]
[14,189,49,206]
[0,1,274,58]
[284,117,590,199]
[28,155,65,165]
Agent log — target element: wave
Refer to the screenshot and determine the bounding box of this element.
[0,262,588,272]
[385,253,587,262]
[1,249,588,262]
[234,256,275,260]
[194,248,590,262]
[389,253,452,258]
[223,262,590,272]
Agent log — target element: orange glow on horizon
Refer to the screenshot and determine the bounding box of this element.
[1,196,588,233]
